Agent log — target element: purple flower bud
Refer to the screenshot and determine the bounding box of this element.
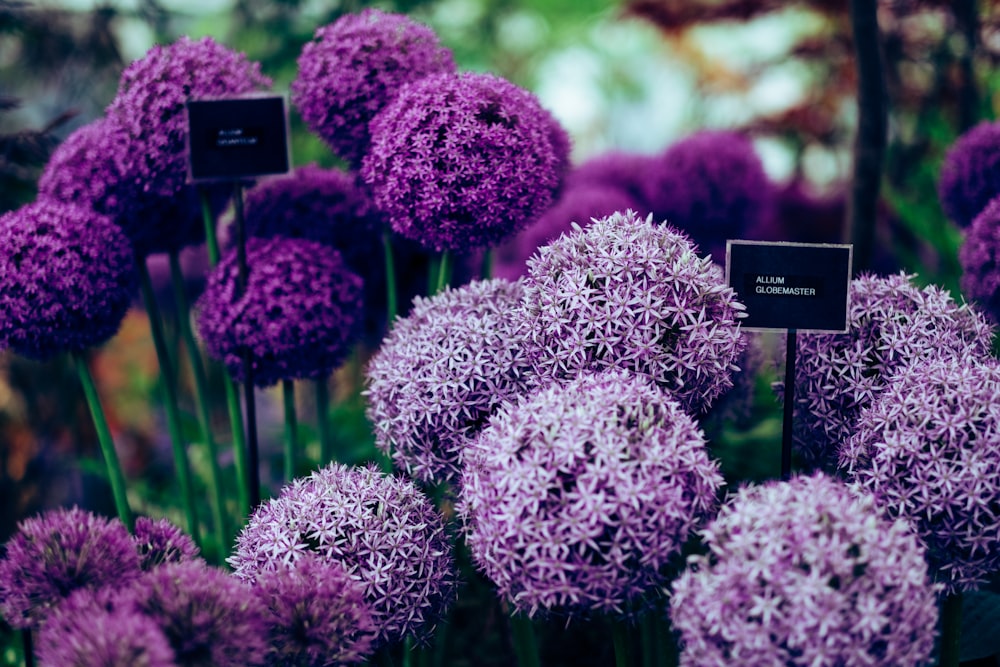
[133,516,201,571]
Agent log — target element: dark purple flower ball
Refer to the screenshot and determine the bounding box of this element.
[775,272,994,471]
[253,553,377,666]
[520,209,747,415]
[362,71,568,252]
[939,120,1000,228]
[840,357,1000,594]
[37,587,177,667]
[0,507,141,630]
[133,516,201,571]
[960,195,1000,323]
[365,278,529,485]
[565,150,657,204]
[230,463,457,648]
[670,473,938,666]
[292,9,455,167]
[37,117,126,218]
[195,237,364,386]
[639,130,773,263]
[460,370,723,619]
[0,200,137,360]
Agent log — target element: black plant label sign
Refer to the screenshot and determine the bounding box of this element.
[725,240,852,332]
[186,95,291,182]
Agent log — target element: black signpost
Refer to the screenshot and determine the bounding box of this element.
[726,240,852,479]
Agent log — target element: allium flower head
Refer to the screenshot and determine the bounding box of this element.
[670,473,939,667]
[0,507,141,629]
[230,463,457,648]
[130,560,268,667]
[840,356,1000,594]
[292,9,455,166]
[365,278,529,484]
[195,237,364,386]
[253,553,377,666]
[520,209,747,415]
[0,201,137,360]
[566,150,656,203]
[959,195,1000,323]
[133,516,200,571]
[939,120,1000,228]
[776,272,994,470]
[37,117,126,218]
[460,370,723,619]
[362,71,569,252]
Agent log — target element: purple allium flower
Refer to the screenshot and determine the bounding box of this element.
[0,507,141,630]
[670,473,939,667]
[565,150,657,204]
[520,209,747,415]
[362,71,569,252]
[939,120,1000,228]
[195,237,364,386]
[0,201,137,360]
[37,117,126,218]
[460,370,723,619]
[775,272,994,471]
[230,463,457,648]
[959,195,1000,323]
[292,9,455,167]
[130,560,268,667]
[364,278,529,485]
[639,130,773,263]
[253,553,377,666]
[840,357,1000,595]
[37,587,177,667]
[133,516,200,571]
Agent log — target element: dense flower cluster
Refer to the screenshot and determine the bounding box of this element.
[460,370,723,619]
[775,272,994,470]
[365,278,529,484]
[670,473,939,667]
[133,516,201,571]
[362,71,568,252]
[253,553,377,666]
[840,357,1000,594]
[959,195,1000,323]
[520,210,747,415]
[0,201,137,360]
[292,9,455,166]
[0,507,141,629]
[230,463,457,648]
[938,120,1000,228]
[195,237,364,385]
[37,117,125,219]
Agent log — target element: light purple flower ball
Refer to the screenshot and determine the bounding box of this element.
[460,370,723,619]
[0,201,137,360]
[520,209,747,415]
[0,507,141,630]
[195,237,364,386]
[292,9,455,167]
[939,120,1000,228]
[365,278,529,485]
[670,473,939,667]
[841,357,1000,594]
[132,516,201,571]
[362,71,568,252]
[959,195,1000,323]
[229,463,457,648]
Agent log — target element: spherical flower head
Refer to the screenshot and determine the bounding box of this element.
[566,150,658,203]
[130,560,268,667]
[362,71,569,252]
[365,278,530,485]
[840,357,1000,594]
[133,516,201,571]
[960,195,1000,324]
[253,553,377,666]
[195,237,364,386]
[460,370,723,619]
[0,507,141,629]
[292,9,455,167]
[520,209,747,415]
[230,463,457,648]
[0,201,137,360]
[775,272,995,471]
[37,587,177,667]
[939,120,1000,228]
[37,117,126,218]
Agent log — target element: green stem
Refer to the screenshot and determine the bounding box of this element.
[612,621,632,667]
[199,187,221,266]
[430,617,450,667]
[316,378,333,465]
[434,251,451,295]
[382,230,398,329]
[72,352,132,531]
[509,614,541,667]
[939,592,963,667]
[138,258,200,545]
[480,247,494,280]
[283,379,298,482]
[21,628,32,667]
[655,618,679,667]
[402,637,412,667]
[640,615,655,667]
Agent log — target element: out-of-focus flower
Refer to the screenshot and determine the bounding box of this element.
[132,516,201,571]
[460,370,723,619]
[670,473,938,667]
[565,150,656,205]
[939,120,1000,228]
[960,195,1000,323]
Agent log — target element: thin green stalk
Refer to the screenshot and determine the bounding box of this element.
[199,187,221,266]
[382,230,398,329]
[641,615,656,667]
[939,592,963,667]
[480,247,494,280]
[72,352,132,531]
[283,379,298,482]
[431,617,450,667]
[434,251,451,295]
[509,614,541,667]
[138,258,200,545]
[655,619,679,667]
[612,621,632,667]
[401,637,412,667]
[316,378,333,465]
